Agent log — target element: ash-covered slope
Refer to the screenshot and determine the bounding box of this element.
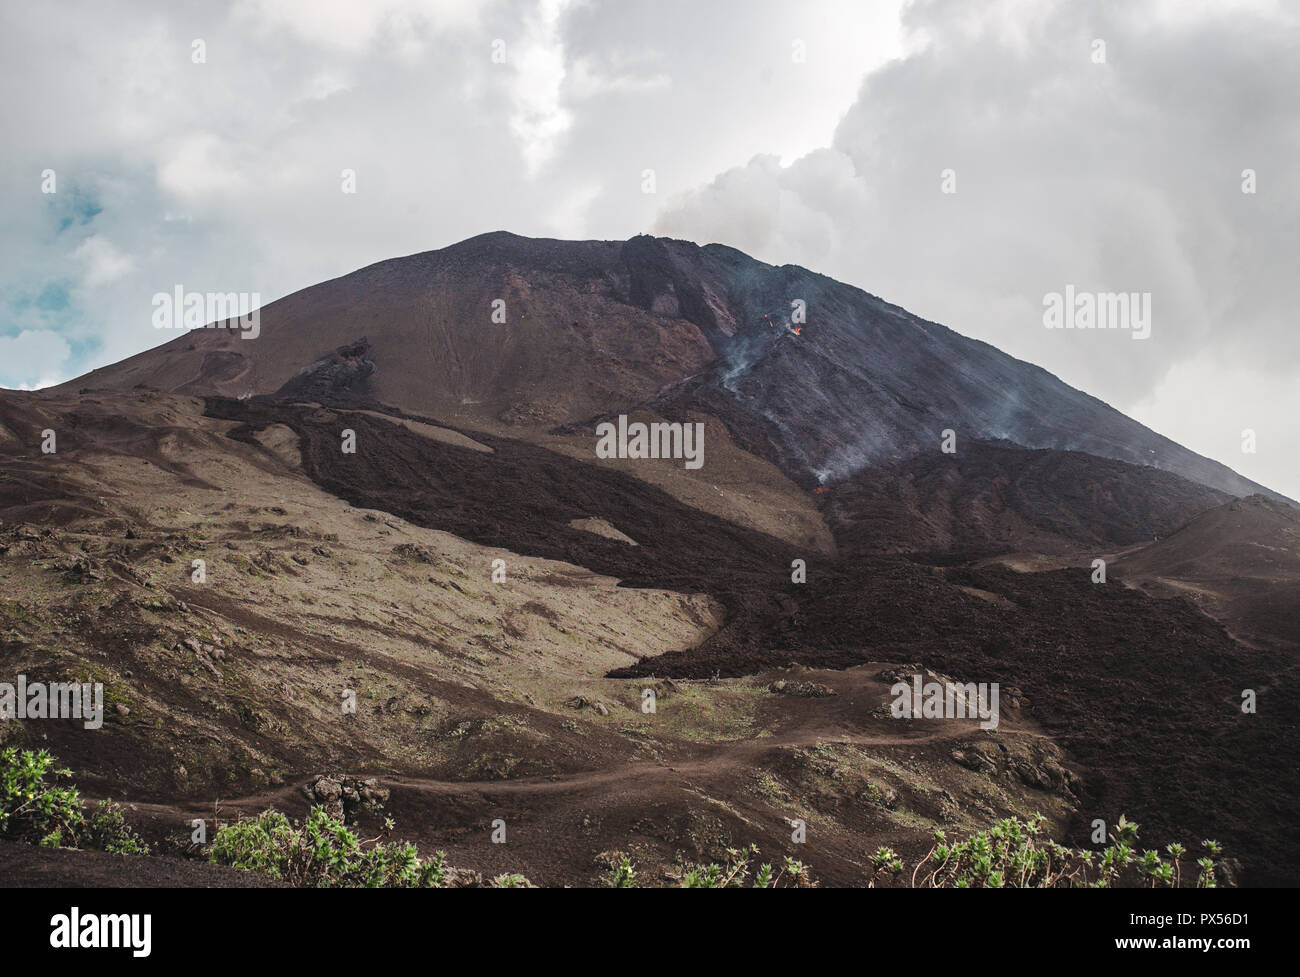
[1115,494,1300,651]
[1121,493,1300,580]
[823,440,1233,557]
[64,231,1278,500]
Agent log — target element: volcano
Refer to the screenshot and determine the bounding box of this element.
[67,231,1278,500]
[4,232,1296,887]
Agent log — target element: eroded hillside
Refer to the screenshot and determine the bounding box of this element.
[3,386,1295,884]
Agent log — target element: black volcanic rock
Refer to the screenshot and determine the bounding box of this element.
[275,338,376,402]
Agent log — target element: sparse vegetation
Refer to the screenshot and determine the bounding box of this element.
[81,799,151,855]
[601,814,1230,889]
[606,853,637,888]
[675,844,815,888]
[209,807,456,887]
[488,873,535,888]
[0,751,1236,889]
[0,747,148,854]
[208,805,534,888]
[870,813,1227,888]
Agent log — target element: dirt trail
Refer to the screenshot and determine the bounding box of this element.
[113,668,1047,886]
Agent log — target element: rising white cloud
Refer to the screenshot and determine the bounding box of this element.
[73,236,136,287]
[0,330,71,389]
[508,0,577,175]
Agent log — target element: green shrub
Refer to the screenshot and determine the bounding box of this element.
[207,809,298,879]
[0,747,148,855]
[209,805,490,888]
[488,873,535,888]
[606,854,637,888]
[873,813,1226,888]
[610,815,1228,889]
[676,844,815,888]
[0,747,82,845]
[83,800,150,855]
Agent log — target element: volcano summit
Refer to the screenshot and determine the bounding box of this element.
[76,231,1276,500]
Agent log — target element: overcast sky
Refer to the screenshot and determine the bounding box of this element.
[2,0,1297,498]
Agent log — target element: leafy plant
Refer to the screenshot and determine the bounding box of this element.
[871,813,1228,888]
[82,800,150,855]
[607,854,637,888]
[0,747,82,845]
[0,747,148,855]
[208,805,504,888]
[623,844,815,888]
[489,873,535,888]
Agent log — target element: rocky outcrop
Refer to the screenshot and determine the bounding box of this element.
[303,775,391,823]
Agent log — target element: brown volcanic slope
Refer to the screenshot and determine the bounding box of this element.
[212,395,1297,884]
[824,439,1231,558]
[63,231,1276,501]
[0,388,1093,888]
[1115,495,1300,652]
[1,385,1297,883]
[65,235,716,436]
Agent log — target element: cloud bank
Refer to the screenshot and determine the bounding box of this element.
[656,0,1300,497]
